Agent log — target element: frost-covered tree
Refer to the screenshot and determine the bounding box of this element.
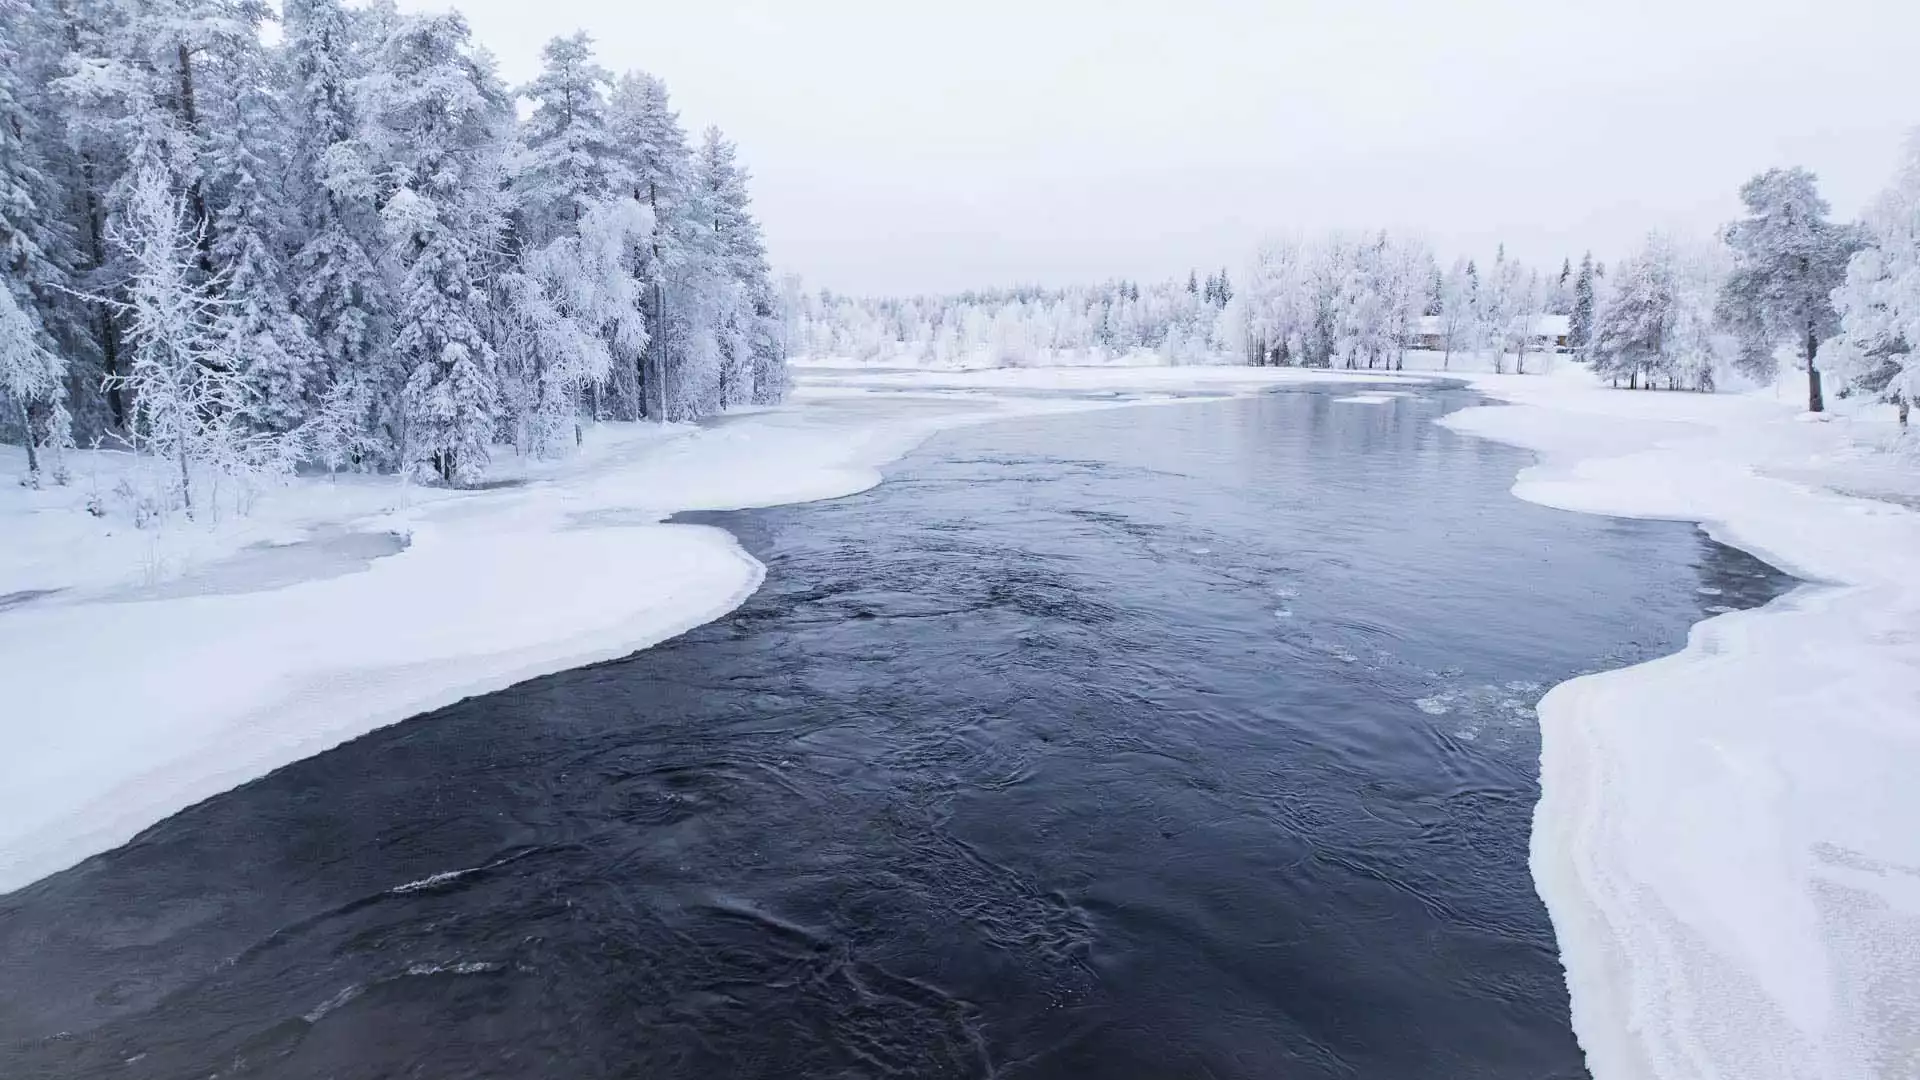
[359,12,511,485]
[1829,134,1920,425]
[0,287,71,483]
[1569,251,1596,358]
[0,0,75,473]
[110,164,291,517]
[1436,257,1475,369]
[497,196,651,453]
[1505,269,1549,374]
[1590,242,1671,389]
[608,70,695,418]
[204,68,324,433]
[696,126,784,407]
[1717,167,1861,411]
[1550,257,1574,314]
[515,33,621,249]
[3,1,786,486]
[54,0,322,434]
[1589,234,1725,392]
[1477,245,1518,373]
[284,0,391,459]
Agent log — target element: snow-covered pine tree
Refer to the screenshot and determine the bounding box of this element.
[1551,257,1573,314]
[1590,242,1671,389]
[695,126,784,407]
[0,0,76,475]
[283,0,392,463]
[1830,133,1920,426]
[0,288,71,484]
[508,32,644,426]
[1569,252,1596,359]
[1717,167,1861,410]
[359,12,512,485]
[694,126,750,408]
[53,0,308,449]
[43,0,140,434]
[1587,235,1720,392]
[200,34,325,434]
[609,70,695,420]
[515,33,621,249]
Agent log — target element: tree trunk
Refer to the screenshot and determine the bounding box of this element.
[1805,324,1825,413]
[19,401,39,478]
[1897,397,1909,427]
[175,45,216,276]
[79,159,126,427]
[176,433,193,518]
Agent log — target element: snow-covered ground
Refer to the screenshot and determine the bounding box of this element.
[4,356,1916,1080]
[1437,364,1920,1080]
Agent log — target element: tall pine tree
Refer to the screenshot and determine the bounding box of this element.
[360,12,511,484]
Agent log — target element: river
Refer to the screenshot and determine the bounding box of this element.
[0,384,1789,1079]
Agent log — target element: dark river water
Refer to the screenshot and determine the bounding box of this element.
[0,385,1789,1079]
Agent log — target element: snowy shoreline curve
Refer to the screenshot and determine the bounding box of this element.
[0,366,1405,895]
[1440,371,1920,1080]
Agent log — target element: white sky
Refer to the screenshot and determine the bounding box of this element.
[391,0,1919,294]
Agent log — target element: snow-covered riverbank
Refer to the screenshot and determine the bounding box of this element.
[4,360,1915,1080]
[1441,369,1920,1080]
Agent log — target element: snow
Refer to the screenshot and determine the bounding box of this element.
[5,356,1917,1080]
[1439,362,1920,1080]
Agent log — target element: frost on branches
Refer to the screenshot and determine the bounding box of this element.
[1587,234,1729,392]
[1717,168,1861,410]
[0,1,789,500]
[1829,133,1920,425]
[110,165,294,520]
[0,287,71,485]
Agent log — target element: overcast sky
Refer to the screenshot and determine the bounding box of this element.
[393,0,1918,295]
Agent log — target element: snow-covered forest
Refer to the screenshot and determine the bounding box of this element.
[0,0,785,502]
[788,235,1592,375]
[790,143,1920,422]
